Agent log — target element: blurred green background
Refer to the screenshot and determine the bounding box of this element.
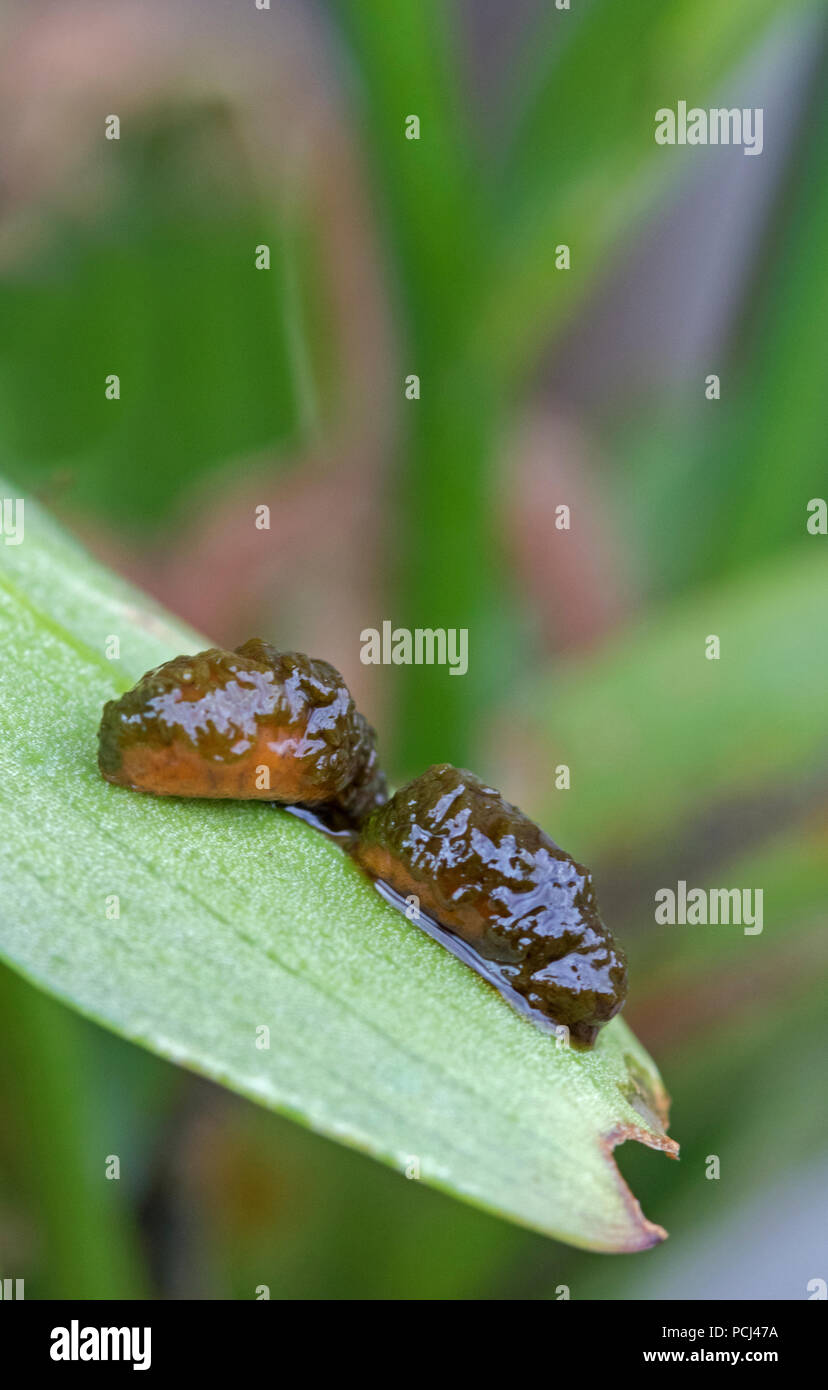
[0,0,826,1298]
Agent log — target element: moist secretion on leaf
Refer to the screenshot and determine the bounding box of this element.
[98,643,627,1045]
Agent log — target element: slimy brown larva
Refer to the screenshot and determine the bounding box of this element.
[97,639,386,828]
[98,642,627,1045]
[352,763,627,1046]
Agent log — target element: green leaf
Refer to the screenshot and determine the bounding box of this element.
[696,48,828,581]
[0,966,150,1299]
[0,109,321,531]
[483,0,814,382]
[0,484,677,1251]
[514,546,828,860]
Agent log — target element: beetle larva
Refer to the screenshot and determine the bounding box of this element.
[99,648,626,1044]
[97,639,387,828]
[352,763,627,1045]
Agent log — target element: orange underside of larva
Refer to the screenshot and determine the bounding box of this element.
[353,842,489,944]
[105,725,331,801]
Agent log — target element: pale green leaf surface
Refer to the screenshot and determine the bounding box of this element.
[0,486,677,1250]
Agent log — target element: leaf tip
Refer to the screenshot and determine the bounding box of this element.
[599,1120,679,1252]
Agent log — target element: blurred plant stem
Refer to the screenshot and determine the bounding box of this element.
[0,966,148,1298]
[700,27,828,579]
[334,0,503,770]
[394,366,503,773]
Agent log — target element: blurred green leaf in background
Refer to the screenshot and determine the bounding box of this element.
[0,0,826,1299]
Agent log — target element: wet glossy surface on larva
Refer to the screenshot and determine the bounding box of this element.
[353,764,627,1045]
[99,648,627,1045]
[98,639,387,826]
